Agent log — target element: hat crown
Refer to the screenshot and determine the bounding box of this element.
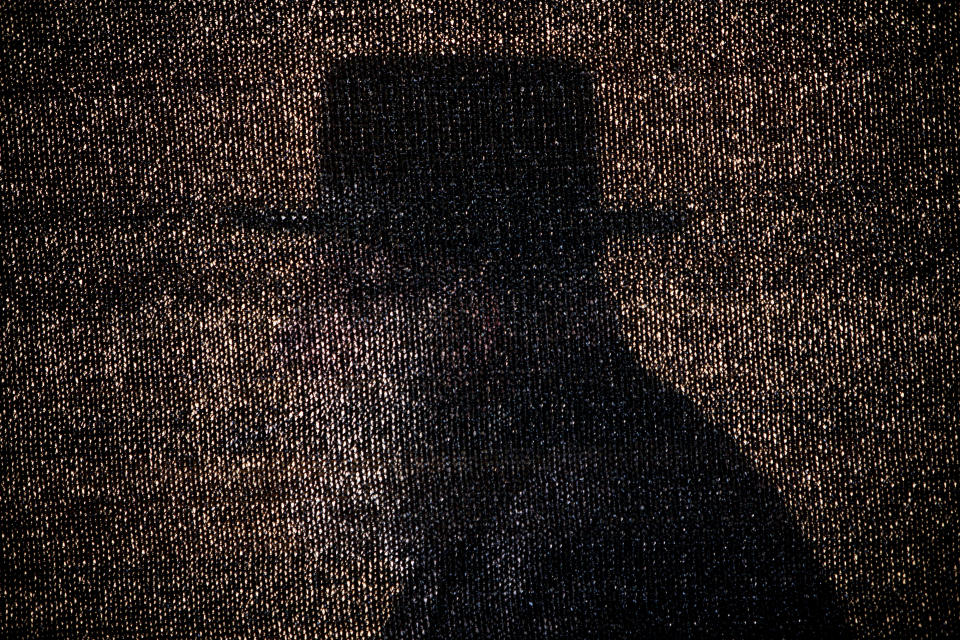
[318,56,602,262]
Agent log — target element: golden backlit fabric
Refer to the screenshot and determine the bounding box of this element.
[3,3,957,638]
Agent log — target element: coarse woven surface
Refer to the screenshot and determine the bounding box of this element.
[3,3,958,638]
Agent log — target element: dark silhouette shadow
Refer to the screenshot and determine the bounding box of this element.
[312,56,847,638]
[233,56,849,637]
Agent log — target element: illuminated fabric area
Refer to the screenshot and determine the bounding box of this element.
[4,4,957,637]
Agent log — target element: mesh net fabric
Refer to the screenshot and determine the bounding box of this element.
[3,4,958,638]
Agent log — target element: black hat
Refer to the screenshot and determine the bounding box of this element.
[229,56,683,270]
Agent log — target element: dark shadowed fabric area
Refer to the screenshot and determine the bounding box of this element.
[3,4,957,639]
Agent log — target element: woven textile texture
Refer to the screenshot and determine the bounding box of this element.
[3,3,957,638]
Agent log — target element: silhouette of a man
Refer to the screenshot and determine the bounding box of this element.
[240,56,847,637]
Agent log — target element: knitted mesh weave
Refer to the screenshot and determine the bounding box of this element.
[4,4,957,638]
